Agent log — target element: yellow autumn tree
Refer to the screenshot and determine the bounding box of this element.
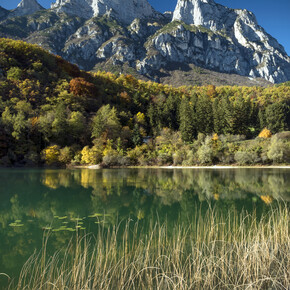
[258,128,272,138]
[42,145,60,165]
[81,146,102,165]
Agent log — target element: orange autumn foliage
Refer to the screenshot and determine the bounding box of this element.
[258,128,272,138]
[70,78,97,97]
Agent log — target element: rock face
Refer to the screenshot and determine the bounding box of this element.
[173,0,234,31]
[0,6,9,20]
[171,0,290,83]
[9,0,44,18]
[51,0,158,24]
[1,0,290,84]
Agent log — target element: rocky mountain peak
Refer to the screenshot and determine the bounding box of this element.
[172,0,234,31]
[51,0,157,24]
[9,0,44,17]
[1,0,290,84]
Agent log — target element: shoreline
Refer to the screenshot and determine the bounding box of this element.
[70,165,290,170]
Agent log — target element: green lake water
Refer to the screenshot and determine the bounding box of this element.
[0,168,289,287]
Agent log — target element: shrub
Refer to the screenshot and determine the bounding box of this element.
[219,134,246,143]
[258,128,272,139]
[234,151,259,165]
[58,147,73,165]
[267,137,290,163]
[156,152,172,166]
[274,131,290,140]
[173,147,189,166]
[197,144,213,164]
[126,144,148,165]
[102,150,129,167]
[7,67,23,81]
[197,136,214,164]
[182,150,195,166]
[42,145,60,165]
[24,150,39,165]
[81,146,102,165]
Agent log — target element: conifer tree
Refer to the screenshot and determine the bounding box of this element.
[132,124,142,147]
[195,94,213,134]
[265,102,289,133]
[179,98,196,142]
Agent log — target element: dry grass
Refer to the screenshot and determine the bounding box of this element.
[9,204,290,289]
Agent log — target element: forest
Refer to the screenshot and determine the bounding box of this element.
[0,38,289,167]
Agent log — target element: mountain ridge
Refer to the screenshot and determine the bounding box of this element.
[0,0,289,84]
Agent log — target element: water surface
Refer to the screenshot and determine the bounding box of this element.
[0,168,289,287]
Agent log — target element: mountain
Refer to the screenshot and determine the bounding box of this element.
[172,0,290,83]
[0,6,9,20]
[9,0,44,18]
[0,0,289,84]
[51,0,159,24]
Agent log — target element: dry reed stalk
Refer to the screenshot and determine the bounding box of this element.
[7,204,290,290]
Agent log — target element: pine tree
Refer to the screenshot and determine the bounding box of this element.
[195,94,213,134]
[179,97,196,142]
[52,103,68,146]
[132,124,142,147]
[213,97,225,134]
[265,102,289,133]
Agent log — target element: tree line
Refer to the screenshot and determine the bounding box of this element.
[0,38,289,166]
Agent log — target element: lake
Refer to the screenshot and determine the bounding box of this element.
[0,168,289,288]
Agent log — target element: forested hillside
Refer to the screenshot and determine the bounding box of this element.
[0,38,289,166]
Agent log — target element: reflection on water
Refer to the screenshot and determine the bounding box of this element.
[0,168,289,286]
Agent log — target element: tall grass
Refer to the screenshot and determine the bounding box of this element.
[9,204,290,289]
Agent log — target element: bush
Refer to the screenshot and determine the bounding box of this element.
[102,150,129,167]
[126,144,148,165]
[274,131,290,140]
[172,146,189,166]
[58,147,73,165]
[219,134,246,143]
[197,144,213,164]
[156,152,172,166]
[182,150,195,166]
[197,137,214,164]
[42,145,60,165]
[258,128,272,139]
[81,146,102,165]
[267,137,290,163]
[24,150,39,165]
[7,67,23,80]
[234,151,259,165]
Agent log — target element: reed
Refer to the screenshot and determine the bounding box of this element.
[9,204,290,289]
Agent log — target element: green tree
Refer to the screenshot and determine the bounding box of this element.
[52,104,68,146]
[68,111,86,142]
[163,93,179,130]
[1,107,13,134]
[265,102,289,133]
[92,105,121,141]
[7,67,23,81]
[179,98,196,142]
[132,124,142,147]
[213,97,225,134]
[195,94,213,134]
[12,112,28,141]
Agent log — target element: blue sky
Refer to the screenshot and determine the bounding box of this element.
[1,0,289,55]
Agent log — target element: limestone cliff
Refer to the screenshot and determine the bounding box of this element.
[0,0,289,84]
[9,0,44,18]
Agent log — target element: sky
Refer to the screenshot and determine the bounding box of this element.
[1,0,289,55]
